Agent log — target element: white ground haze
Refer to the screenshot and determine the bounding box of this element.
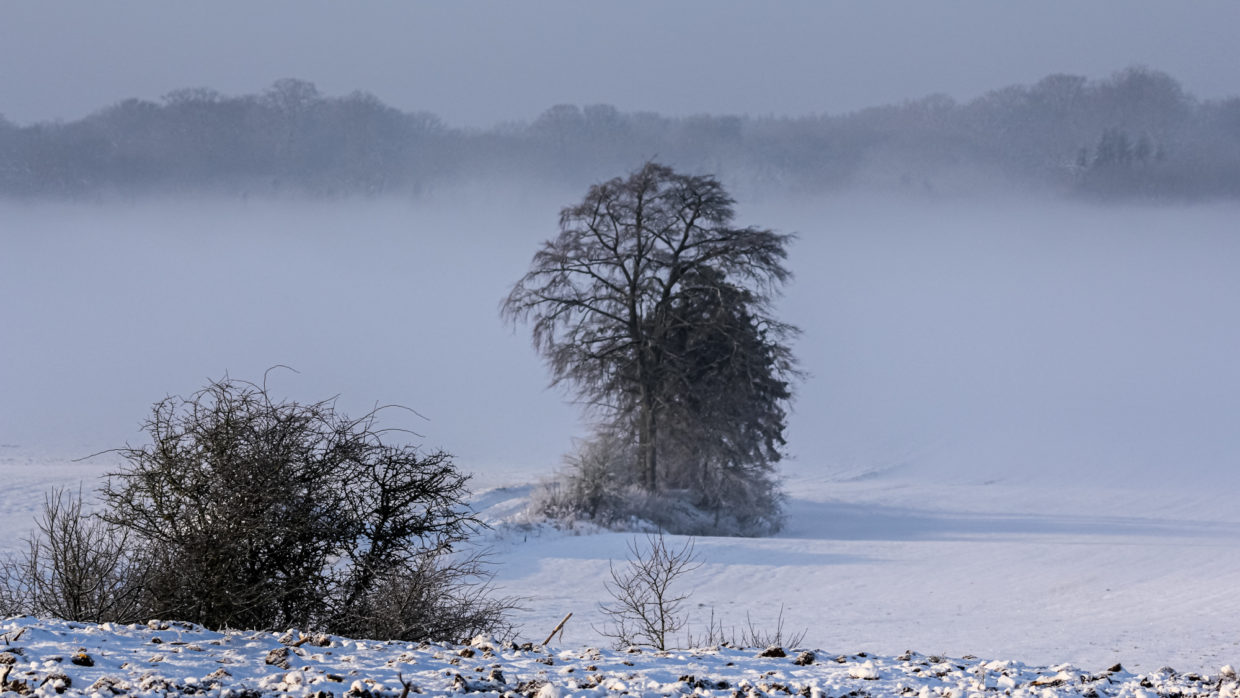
[3,191,1240,673]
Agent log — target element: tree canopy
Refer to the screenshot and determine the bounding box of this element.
[505,162,797,533]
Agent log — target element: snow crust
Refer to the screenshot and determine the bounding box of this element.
[3,615,1239,697]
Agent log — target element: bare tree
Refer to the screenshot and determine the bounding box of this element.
[0,488,148,624]
[504,162,797,529]
[597,534,701,650]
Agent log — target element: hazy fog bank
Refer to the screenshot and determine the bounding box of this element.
[4,191,1238,493]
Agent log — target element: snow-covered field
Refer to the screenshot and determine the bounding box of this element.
[478,466,1240,677]
[6,446,1240,686]
[4,193,1240,692]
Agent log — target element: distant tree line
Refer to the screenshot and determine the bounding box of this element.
[2,67,1238,200]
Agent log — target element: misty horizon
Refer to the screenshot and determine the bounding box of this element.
[3,65,1238,202]
[5,191,1240,495]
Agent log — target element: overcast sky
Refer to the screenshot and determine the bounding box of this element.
[3,1,1238,128]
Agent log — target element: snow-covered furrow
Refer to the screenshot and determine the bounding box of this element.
[2,616,1238,698]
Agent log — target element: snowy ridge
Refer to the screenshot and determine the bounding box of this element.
[1,616,1238,697]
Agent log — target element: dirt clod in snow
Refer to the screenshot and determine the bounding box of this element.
[265,646,292,669]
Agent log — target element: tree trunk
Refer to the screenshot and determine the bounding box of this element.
[638,384,658,492]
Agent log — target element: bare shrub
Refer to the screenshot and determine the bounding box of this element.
[0,488,148,623]
[738,605,806,649]
[78,372,510,641]
[589,532,806,652]
[597,534,701,650]
[337,550,519,644]
[684,605,807,650]
[531,433,632,526]
[532,434,775,536]
[532,432,685,532]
